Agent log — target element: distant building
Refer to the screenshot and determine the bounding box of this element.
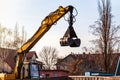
[56,52,120,75]
[0,48,16,73]
[0,48,43,74]
[40,70,69,78]
[0,48,69,78]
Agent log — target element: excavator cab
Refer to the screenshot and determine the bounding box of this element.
[20,62,40,79]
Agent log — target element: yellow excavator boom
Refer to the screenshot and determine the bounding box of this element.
[14,5,74,79]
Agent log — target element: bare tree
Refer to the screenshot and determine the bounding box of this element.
[39,46,58,70]
[0,24,12,72]
[90,0,120,72]
[12,23,27,49]
[0,23,27,72]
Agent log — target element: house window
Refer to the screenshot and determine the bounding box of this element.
[60,66,64,70]
[64,66,68,70]
[54,72,58,77]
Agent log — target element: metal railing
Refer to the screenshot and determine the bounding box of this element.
[69,76,120,80]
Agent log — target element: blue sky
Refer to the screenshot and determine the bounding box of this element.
[0,0,120,56]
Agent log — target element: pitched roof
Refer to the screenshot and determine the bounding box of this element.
[0,48,38,70]
[56,52,120,74]
[1,48,17,70]
[56,52,83,65]
[26,51,38,58]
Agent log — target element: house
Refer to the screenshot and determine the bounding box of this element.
[0,48,42,74]
[0,48,16,73]
[40,70,69,78]
[56,52,120,75]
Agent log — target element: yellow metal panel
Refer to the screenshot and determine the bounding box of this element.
[0,73,5,80]
[5,74,15,80]
[0,73,15,80]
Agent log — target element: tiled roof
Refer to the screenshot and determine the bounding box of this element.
[1,48,17,70]
[56,52,120,74]
[0,48,38,70]
[56,52,83,65]
[26,51,38,58]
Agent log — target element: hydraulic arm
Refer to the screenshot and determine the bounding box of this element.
[14,5,80,79]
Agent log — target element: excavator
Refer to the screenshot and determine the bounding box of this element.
[0,5,80,80]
